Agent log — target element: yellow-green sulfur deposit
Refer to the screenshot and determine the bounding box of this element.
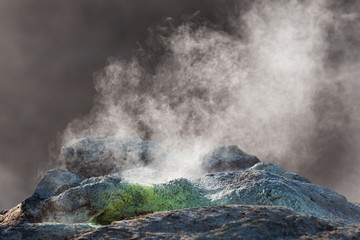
[90,178,211,225]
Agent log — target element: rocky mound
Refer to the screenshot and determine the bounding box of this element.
[1,136,360,239]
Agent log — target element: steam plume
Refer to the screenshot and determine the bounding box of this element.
[61,0,360,201]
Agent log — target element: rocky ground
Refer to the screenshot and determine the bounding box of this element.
[76,205,360,240]
[1,136,360,239]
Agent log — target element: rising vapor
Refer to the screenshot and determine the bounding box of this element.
[61,0,360,201]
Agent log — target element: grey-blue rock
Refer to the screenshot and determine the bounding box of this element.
[3,162,359,226]
[61,136,161,178]
[2,157,360,240]
[22,175,126,223]
[34,169,84,200]
[250,162,311,183]
[200,145,260,173]
[195,162,360,223]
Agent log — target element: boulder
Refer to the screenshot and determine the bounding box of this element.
[34,169,84,200]
[21,175,125,223]
[61,136,161,177]
[200,145,260,173]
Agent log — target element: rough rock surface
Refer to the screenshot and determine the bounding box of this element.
[20,175,125,223]
[0,223,94,240]
[1,206,360,239]
[200,145,260,173]
[61,136,161,177]
[2,141,360,239]
[34,169,85,200]
[0,204,22,226]
[250,162,311,183]
[195,162,360,223]
[76,205,360,240]
[3,162,360,226]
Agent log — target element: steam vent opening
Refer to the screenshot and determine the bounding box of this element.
[1,1,360,239]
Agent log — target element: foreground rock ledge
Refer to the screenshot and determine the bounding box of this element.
[1,205,360,240]
[78,205,360,240]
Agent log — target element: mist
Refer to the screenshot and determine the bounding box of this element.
[0,0,223,210]
[60,0,360,202]
[1,0,360,210]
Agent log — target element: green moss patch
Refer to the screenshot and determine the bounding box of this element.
[90,178,211,225]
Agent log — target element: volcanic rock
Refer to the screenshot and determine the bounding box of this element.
[76,205,360,240]
[200,145,260,173]
[21,175,125,224]
[2,142,360,239]
[195,162,360,223]
[0,223,94,240]
[250,162,311,183]
[0,204,22,226]
[34,169,84,200]
[2,205,360,239]
[60,136,161,178]
[3,162,359,227]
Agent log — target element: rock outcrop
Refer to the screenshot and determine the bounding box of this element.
[2,139,360,239]
[3,162,360,226]
[195,162,360,223]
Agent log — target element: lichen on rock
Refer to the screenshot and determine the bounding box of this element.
[90,178,211,225]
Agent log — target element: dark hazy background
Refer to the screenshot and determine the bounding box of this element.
[0,0,225,209]
[1,0,359,210]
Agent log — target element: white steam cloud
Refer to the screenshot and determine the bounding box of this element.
[61,0,360,201]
